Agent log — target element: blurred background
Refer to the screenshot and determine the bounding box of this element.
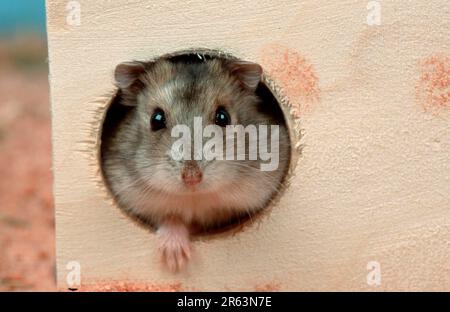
[0,1,55,291]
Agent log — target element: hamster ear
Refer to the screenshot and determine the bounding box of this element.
[227,60,263,91]
[114,61,146,90]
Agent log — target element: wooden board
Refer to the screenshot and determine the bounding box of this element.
[47,0,450,291]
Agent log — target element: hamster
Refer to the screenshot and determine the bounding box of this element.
[101,55,291,271]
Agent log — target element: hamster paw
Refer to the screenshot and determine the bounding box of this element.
[157,220,191,272]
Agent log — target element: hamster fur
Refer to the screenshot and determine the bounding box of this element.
[101,56,290,271]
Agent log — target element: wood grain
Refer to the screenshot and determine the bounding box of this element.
[47,0,450,291]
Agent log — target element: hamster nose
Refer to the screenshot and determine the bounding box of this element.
[181,161,203,186]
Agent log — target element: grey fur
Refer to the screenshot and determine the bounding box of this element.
[101,58,291,232]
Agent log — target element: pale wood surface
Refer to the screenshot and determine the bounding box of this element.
[47,0,450,290]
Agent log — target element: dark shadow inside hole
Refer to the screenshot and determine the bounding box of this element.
[100,52,290,237]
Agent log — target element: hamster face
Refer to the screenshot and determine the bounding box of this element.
[102,57,290,228]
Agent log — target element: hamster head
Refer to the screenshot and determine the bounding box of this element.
[102,57,290,226]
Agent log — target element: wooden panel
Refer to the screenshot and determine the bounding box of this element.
[47,0,450,290]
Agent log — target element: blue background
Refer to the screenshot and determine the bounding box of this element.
[0,0,46,36]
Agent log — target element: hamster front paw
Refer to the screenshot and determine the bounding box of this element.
[157,219,191,272]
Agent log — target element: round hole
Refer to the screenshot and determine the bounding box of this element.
[99,49,299,238]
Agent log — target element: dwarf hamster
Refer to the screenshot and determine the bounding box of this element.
[101,55,290,271]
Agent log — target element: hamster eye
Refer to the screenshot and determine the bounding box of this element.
[150,109,166,131]
[215,107,230,127]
